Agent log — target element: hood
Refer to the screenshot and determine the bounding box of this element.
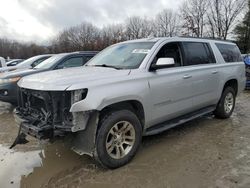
[18,66,131,91]
[0,66,19,73]
[0,68,41,79]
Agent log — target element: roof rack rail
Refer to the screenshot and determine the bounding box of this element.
[178,36,234,43]
[72,51,100,54]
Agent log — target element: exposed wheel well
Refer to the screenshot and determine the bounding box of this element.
[99,100,145,128]
[223,79,238,95]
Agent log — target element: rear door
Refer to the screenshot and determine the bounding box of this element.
[181,42,220,110]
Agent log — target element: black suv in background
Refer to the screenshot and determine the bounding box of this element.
[0,51,98,104]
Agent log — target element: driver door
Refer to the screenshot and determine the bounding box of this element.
[147,42,194,126]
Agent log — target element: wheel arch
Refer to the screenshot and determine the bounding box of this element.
[223,79,238,96]
[99,100,145,130]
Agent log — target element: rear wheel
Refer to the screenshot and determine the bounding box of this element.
[94,110,142,169]
[214,87,236,119]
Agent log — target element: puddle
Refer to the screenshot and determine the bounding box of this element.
[0,102,13,115]
[0,145,42,188]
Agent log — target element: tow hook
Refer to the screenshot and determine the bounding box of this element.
[10,123,29,149]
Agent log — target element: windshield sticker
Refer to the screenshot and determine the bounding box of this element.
[132,49,150,54]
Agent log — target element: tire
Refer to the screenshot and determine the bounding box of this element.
[94,110,142,169]
[214,87,236,119]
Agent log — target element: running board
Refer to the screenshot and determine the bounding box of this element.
[145,106,216,136]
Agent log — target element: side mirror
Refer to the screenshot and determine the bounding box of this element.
[151,58,175,70]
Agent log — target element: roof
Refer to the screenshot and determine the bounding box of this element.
[122,36,235,45]
[70,51,99,55]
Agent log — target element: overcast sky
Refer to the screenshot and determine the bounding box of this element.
[0,0,182,43]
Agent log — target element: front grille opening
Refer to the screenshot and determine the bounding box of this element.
[18,88,73,130]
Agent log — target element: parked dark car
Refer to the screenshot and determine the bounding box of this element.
[243,54,250,89]
[6,59,24,66]
[0,51,98,104]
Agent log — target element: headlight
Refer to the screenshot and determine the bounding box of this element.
[0,77,21,84]
[71,89,88,103]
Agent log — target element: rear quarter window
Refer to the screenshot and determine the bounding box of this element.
[216,43,242,63]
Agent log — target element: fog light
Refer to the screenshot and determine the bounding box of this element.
[3,91,8,96]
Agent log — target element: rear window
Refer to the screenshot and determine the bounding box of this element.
[216,43,242,63]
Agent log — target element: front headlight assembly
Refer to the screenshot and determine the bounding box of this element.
[71,89,88,104]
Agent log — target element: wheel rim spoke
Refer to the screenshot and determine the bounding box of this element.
[123,140,133,146]
[119,145,126,156]
[115,145,121,158]
[113,124,119,132]
[224,92,234,113]
[124,135,134,140]
[108,144,115,153]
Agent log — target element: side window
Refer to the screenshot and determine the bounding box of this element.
[182,42,215,66]
[153,42,182,67]
[215,43,242,63]
[32,57,49,67]
[56,57,83,69]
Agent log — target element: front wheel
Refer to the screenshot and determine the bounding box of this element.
[94,110,142,169]
[214,87,236,119]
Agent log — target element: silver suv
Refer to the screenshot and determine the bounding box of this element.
[13,37,246,169]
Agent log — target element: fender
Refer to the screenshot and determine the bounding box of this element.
[69,79,150,113]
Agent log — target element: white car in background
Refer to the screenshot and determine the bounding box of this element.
[0,57,6,68]
[0,54,53,74]
[6,59,24,66]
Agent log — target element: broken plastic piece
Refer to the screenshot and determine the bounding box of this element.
[9,123,29,149]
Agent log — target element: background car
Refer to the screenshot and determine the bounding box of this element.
[0,51,98,104]
[0,54,53,74]
[243,54,250,89]
[6,59,24,66]
[0,57,6,68]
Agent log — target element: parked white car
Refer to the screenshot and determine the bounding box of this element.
[0,54,53,74]
[0,57,6,68]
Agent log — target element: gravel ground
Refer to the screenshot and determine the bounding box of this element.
[0,91,250,188]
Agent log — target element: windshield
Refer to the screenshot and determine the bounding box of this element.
[86,42,155,69]
[17,56,44,67]
[35,54,64,69]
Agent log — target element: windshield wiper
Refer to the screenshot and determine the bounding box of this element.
[87,64,122,70]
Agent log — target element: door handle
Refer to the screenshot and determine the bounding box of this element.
[183,75,192,79]
[212,71,218,74]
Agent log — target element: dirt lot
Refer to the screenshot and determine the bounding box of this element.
[0,92,250,188]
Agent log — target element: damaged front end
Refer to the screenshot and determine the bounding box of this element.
[12,88,99,156]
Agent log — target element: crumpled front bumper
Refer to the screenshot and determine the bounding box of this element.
[13,108,100,156]
[14,109,53,139]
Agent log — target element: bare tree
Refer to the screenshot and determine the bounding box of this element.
[207,0,246,39]
[156,9,179,37]
[0,38,48,59]
[125,16,154,39]
[50,22,102,53]
[181,0,208,37]
[100,24,126,48]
